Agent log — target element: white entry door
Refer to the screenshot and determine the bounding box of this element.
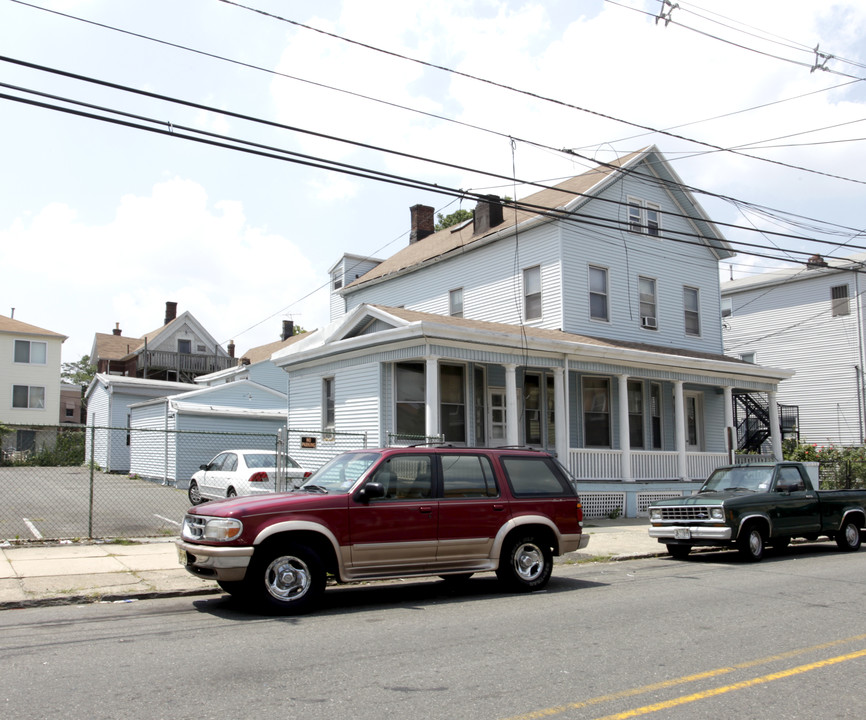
[487,389,507,447]
[684,392,704,452]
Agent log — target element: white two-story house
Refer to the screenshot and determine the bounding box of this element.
[722,252,866,446]
[0,313,67,455]
[272,147,792,516]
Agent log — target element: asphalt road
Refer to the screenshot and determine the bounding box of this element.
[0,466,191,541]
[3,543,866,719]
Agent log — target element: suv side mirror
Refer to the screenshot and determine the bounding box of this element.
[358,482,385,502]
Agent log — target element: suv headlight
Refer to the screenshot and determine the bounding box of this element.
[710,507,725,521]
[649,508,662,521]
[182,515,243,542]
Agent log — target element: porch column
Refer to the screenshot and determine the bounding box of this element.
[673,380,688,481]
[425,356,440,439]
[768,390,783,460]
[553,366,569,461]
[617,374,633,482]
[723,386,734,463]
[504,364,519,446]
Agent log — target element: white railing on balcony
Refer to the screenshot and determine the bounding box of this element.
[568,449,730,482]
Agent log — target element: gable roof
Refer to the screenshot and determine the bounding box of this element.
[0,315,66,340]
[722,251,866,294]
[344,146,731,290]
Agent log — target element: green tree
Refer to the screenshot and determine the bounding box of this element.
[61,354,96,387]
[435,208,473,232]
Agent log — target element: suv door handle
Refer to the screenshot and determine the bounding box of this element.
[419,506,433,513]
[493,504,505,512]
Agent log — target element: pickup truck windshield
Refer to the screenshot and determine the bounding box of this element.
[298,452,380,495]
[701,466,774,493]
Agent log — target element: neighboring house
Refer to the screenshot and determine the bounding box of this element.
[722,252,866,446]
[271,146,792,517]
[84,374,194,472]
[195,320,309,393]
[0,314,66,455]
[90,301,234,383]
[59,382,84,424]
[128,380,288,486]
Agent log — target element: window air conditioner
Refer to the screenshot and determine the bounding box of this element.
[641,316,657,329]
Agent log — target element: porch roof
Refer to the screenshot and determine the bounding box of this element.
[272,304,793,385]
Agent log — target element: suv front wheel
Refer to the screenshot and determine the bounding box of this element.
[496,533,553,592]
[248,542,325,614]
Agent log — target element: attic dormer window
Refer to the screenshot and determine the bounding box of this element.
[333,275,343,290]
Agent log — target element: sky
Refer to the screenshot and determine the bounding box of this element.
[1,0,865,364]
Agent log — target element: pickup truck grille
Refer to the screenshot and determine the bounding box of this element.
[656,506,712,521]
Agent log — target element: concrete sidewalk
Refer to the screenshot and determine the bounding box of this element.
[0,517,661,609]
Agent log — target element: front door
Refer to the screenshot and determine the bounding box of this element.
[487,389,507,447]
[684,392,704,452]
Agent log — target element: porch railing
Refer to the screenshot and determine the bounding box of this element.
[568,449,729,482]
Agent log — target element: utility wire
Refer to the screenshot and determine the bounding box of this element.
[4,54,863,250]
[216,0,866,186]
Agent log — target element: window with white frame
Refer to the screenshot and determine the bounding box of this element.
[831,284,850,317]
[440,364,466,443]
[582,377,610,447]
[395,362,425,437]
[589,265,609,321]
[449,288,464,318]
[323,377,335,429]
[639,276,657,329]
[646,203,661,236]
[627,380,644,448]
[683,286,701,336]
[627,198,643,233]
[14,340,46,364]
[12,385,45,409]
[523,266,541,320]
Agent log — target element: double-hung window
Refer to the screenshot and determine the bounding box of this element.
[523,266,542,320]
[639,276,657,329]
[627,198,662,236]
[627,380,644,448]
[395,363,426,437]
[589,265,609,321]
[440,365,466,443]
[628,199,643,233]
[683,286,700,336]
[583,377,611,447]
[323,377,335,430]
[14,340,46,364]
[449,288,464,318]
[646,203,661,236]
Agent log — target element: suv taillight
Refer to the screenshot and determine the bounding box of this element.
[576,501,584,523]
[249,472,269,483]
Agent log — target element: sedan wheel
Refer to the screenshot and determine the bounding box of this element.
[188,480,203,505]
[226,488,237,498]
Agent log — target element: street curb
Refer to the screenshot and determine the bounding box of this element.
[0,586,222,611]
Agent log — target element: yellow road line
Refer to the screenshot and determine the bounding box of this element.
[502,633,866,720]
[592,648,866,720]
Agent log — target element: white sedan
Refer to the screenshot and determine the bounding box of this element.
[188,449,310,504]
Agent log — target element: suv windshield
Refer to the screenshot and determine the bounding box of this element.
[299,452,380,494]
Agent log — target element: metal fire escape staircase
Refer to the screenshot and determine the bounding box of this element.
[733,392,799,453]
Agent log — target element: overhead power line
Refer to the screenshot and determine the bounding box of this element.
[3,54,864,252]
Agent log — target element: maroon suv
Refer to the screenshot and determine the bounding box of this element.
[177,446,589,613]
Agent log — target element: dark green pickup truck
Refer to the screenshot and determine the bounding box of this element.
[648,462,866,561]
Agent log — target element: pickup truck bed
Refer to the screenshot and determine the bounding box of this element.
[648,462,866,561]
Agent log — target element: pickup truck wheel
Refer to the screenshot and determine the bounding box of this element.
[188,480,203,505]
[666,544,691,559]
[496,534,553,592]
[835,520,862,552]
[248,543,325,614]
[737,523,765,562]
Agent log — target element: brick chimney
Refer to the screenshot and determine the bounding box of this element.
[281,320,294,341]
[410,204,435,244]
[112,322,122,336]
[807,254,828,269]
[227,340,235,358]
[164,301,178,325]
[474,195,504,235]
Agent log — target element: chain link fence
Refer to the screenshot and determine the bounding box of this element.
[0,423,301,542]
